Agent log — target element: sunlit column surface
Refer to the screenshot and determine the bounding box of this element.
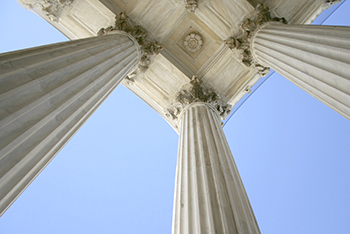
[0,32,141,216]
[172,103,260,234]
[252,23,350,120]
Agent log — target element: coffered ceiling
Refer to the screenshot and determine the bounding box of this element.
[20,0,329,132]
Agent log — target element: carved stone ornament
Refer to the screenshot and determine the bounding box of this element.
[184,33,203,52]
[165,76,232,121]
[19,0,74,22]
[184,0,198,13]
[323,0,341,9]
[98,12,163,80]
[225,4,287,76]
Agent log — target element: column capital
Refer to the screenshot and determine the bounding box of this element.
[165,76,232,121]
[225,3,287,76]
[98,12,163,80]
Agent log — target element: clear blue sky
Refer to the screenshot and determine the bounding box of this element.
[0,1,350,234]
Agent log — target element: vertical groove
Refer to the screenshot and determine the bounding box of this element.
[172,103,260,234]
[189,107,196,233]
[205,107,234,234]
[193,106,201,234]
[252,24,350,120]
[204,106,228,234]
[183,110,189,234]
[198,106,215,234]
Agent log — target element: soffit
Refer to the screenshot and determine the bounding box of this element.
[97,0,327,132]
[25,0,329,132]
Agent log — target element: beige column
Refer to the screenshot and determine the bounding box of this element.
[167,77,259,234]
[172,103,260,234]
[0,32,141,216]
[251,23,350,120]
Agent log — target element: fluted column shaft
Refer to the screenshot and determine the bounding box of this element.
[0,32,140,215]
[172,103,260,234]
[252,23,350,120]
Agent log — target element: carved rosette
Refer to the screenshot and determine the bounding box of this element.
[165,76,232,122]
[18,0,74,22]
[225,4,287,76]
[98,12,163,81]
[184,0,198,13]
[184,33,203,52]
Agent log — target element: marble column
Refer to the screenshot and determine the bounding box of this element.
[168,78,259,234]
[251,22,350,120]
[172,103,260,234]
[0,32,141,216]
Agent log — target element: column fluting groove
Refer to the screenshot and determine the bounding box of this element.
[0,32,141,216]
[172,103,260,234]
[251,23,350,120]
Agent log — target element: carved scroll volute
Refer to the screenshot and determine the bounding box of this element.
[165,76,232,123]
[98,12,164,81]
[225,4,287,76]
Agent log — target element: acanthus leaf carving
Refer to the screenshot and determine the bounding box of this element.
[98,12,163,80]
[225,4,287,77]
[165,76,232,122]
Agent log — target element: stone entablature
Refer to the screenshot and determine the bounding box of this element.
[165,76,232,122]
[225,4,287,76]
[98,12,163,79]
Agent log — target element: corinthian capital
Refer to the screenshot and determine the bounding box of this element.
[98,12,163,79]
[225,4,287,76]
[165,76,232,121]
